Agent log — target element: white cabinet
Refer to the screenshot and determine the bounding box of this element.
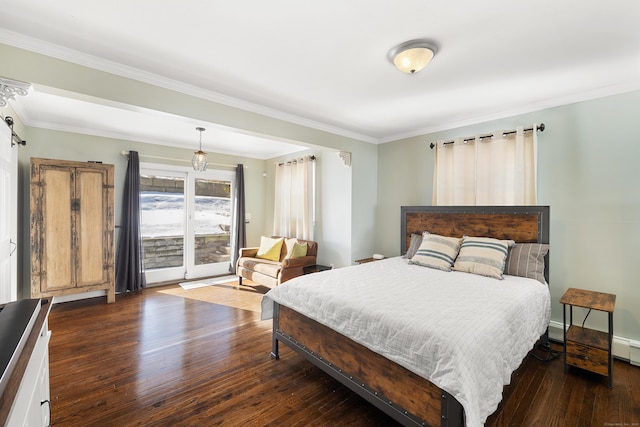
[6,326,51,426]
[1,304,51,427]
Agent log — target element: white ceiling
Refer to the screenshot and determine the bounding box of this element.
[1,1,639,158]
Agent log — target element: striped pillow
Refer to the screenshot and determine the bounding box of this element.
[410,233,462,271]
[452,236,514,279]
[504,243,549,284]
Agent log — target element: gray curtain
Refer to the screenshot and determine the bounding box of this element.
[229,164,246,274]
[115,151,146,293]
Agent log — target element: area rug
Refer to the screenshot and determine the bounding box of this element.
[161,277,269,313]
[179,275,238,290]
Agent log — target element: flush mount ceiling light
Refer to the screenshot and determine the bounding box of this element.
[192,127,208,171]
[388,40,438,74]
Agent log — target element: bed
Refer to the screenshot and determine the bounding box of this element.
[261,206,550,427]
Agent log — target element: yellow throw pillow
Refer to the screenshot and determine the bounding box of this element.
[285,242,308,259]
[256,236,284,261]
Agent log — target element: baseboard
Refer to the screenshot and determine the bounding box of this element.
[548,320,639,365]
[52,290,107,304]
[630,340,640,367]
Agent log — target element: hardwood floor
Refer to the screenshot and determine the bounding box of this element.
[48,281,640,426]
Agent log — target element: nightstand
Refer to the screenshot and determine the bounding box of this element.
[560,288,616,388]
[303,264,332,274]
[354,257,383,264]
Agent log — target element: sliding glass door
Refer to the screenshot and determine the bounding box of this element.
[140,163,235,284]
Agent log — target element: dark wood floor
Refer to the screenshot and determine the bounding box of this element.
[47,281,640,426]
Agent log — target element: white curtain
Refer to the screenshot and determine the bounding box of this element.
[273,155,315,240]
[433,125,537,205]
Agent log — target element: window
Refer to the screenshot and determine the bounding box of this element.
[273,155,316,240]
[432,126,538,205]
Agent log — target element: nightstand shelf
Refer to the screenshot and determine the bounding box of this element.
[560,288,616,388]
[354,257,383,264]
[303,264,332,274]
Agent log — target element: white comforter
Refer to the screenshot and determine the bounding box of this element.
[261,256,551,427]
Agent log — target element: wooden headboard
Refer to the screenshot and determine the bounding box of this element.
[401,206,550,280]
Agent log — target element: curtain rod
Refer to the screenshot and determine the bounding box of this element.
[429,123,545,149]
[119,150,241,169]
[277,155,316,167]
[3,116,26,146]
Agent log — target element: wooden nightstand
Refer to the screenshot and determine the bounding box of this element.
[560,288,616,388]
[303,264,332,274]
[354,257,383,264]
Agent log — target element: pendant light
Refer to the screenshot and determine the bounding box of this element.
[192,127,208,171]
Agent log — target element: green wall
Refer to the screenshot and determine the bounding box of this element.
[377,89,640,345]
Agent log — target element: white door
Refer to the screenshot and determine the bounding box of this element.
[140,163,235,284]
[0,121,17,303]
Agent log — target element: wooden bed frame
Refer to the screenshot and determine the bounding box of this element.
[270,206,550,427]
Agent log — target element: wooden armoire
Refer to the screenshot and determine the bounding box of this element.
[30,158,115,303]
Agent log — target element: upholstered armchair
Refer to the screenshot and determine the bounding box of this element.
[236,236,318,288]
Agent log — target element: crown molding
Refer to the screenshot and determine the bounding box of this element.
[0,29,378,144]
[378,80,640,144]
[21,118,285,160]
[6,29,638,147]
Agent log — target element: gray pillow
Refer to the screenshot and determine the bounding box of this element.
[404,233,423,259]
[504,243,549,284]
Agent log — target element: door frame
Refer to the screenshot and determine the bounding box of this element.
[0,121,17,303]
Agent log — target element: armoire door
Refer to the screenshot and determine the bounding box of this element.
[75,166,111,288]
[38,164,74,291]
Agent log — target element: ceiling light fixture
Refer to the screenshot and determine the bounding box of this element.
[192,127,208,171]
[388,40,438,74]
